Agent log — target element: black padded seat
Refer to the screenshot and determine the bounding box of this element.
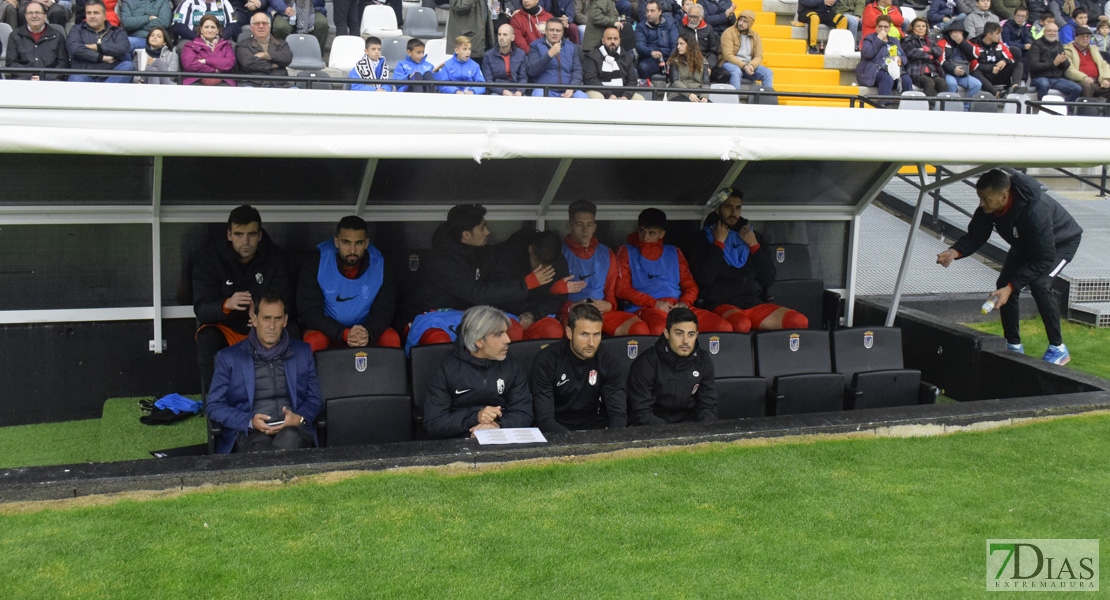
[755,330,844,415]
[831,327,938,410]
[697,332,767,418]
[315,347,412,446]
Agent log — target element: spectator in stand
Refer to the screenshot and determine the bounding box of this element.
[67,0,134,83]
[182,14,237,85]
[1026,0,1050,25]
[5,1,68,80]
[1060,7,1089,43]
[225,0,269,41]
[626,307,717,426]
[1003,7,1034,76]
[583,25,645,99]
[904,17,950,97]
[800,0,849,55]
[0,0,69,28]
[1045,1,1068,27]
[1065,25,1110,97]
[1030,21,1083,99]
[447,0,495,64]
[667,31,709,100]
[679,3,721,76]
[720,10,773,89]
[861,0,903,41]
[236,12,293,87]
[435,35,487,94]
[636,0,679,78]
[971,21,1027,97]
[71,0,121,27]
[193,205,296,396]
[963,0,998,39]
[483,22,528,95]
[573,0,589,39]
[615,208,735,336]
[120,0,172,52]
[297,216,401,352]
[838,0,865,43]
[583,0,620,51]
[331,0,359,37]
[561,200,650,337]
[928,0,963,33]
[698,0,734,36]
[939,22,984,96]
[857,15,913,104]
[511,0,555,53]
[688,189,809,333]
[511,0,581,44]
[137,26,179,83]
[422,305,534,439]
[171,0,237,41]
[526,18,588,97]
[1093,20,1110,60]
[270,0,328,53]
[390,38,436,92]
[989,0,1023,20]
[350,35,390,91]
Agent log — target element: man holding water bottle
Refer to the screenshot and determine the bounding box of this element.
[936,169,1082,365]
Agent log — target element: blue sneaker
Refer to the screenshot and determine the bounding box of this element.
[1042,344,1070,365]
[1007,343,1024,354]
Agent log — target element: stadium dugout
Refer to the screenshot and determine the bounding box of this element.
[0,80,1109,432]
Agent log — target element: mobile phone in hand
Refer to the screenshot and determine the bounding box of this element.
[265,419,285,427]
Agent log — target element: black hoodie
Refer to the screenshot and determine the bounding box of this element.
[192,229,295,335]
[423,338,535,438]
[951,170,1083,291]
[627,335,717,426]
[410,223,531,315]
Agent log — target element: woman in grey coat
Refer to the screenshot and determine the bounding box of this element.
[137,27,180,84]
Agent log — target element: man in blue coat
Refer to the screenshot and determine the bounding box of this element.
[66,0,133,83]
[205,291,323,453]
[636,0,679,77]
[526,18,587,97]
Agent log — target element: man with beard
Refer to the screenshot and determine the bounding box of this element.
[626,307,717,425]
[583,25,644,99]
[297,215,400,351]
[720,9,773,89]
[530,303,628,433]
[688,188,809,333]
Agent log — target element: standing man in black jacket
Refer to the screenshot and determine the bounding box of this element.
[424,305,535,438]
[627,307,717,425]
[937,169,1082,365]
[531,303,628,433]
[193,205,296,395]
[688,188,808,333]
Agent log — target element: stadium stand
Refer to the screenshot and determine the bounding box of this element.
[755,329,844,415]
[315,347,413,445]
[831,326,938,410]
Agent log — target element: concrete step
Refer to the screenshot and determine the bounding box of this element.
[752,23,795,38]
[760,37,807,53]
[768,67,838,86]
[760,52,824,68]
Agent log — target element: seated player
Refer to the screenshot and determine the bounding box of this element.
[494,228,581,340]
[688,189,809,332]
[423,305,534,439]
[193,205,295,395]
[626,307,717,425]
[561,200,649,336]
[350,36,390,91]
[297,216,400,351]
[615,208,734,335]
[434,35,486,94]
[530,303,628,433]
[205,291,322,453]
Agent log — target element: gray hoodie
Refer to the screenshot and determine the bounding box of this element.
[964,7,999,39]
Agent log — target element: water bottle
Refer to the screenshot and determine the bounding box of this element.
[981,298,996,314]
[288,11,297,27]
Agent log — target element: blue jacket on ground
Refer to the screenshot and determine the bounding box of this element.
[482,45,528,94]
[205,338,323,454]
[635,16,679,60]
[389,55,435,91]
[526,37,583,87]
[434,54,486,94]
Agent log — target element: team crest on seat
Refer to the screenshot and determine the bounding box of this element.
[355,351,368,372]
[627,340,639,359]
[776,247,785,263]
[709,336,720,355]
[789,333,800,352]
[863,331,874,349]
[497,378,505,394]
[408,253,420,272]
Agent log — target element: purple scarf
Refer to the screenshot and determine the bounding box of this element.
[249,327,289,361]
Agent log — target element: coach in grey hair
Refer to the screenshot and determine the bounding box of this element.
[423,305,534,438]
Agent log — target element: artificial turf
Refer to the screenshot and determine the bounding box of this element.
[0,413,1107,599]
[964,316,1110,380]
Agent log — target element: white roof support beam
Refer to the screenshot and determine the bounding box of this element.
[536,158,573,230]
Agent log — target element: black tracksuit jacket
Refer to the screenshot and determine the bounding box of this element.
[530,340,628,433]
[627,335,718,426]
[192,230,295,335]
[423,339,535,438]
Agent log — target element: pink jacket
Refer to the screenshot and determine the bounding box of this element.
[182,37,237,86]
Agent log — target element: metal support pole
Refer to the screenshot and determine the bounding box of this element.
[844,214,862,327]
[149,156,165,353]
[536,158,572,230]
[885,162,929,327]
[354,158,378,217]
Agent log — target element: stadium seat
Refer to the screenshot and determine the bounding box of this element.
[752,87,779,105]
[402,0,421,20]
[1075,97,1106,117]
[507,338,557,378]
[970,91,999,113]
[423,37,450,69]
[898,91,928,110]
[936,91,963,112]
[599,335,652,372]
[755,330,844,415]
[762,243,837,329]
[315,347,413,445]
[403,7,445,39]
[410,342,453,429]
[823,28,859,70]
[237,30,252,43]
[697,332,767,419]
[328,35,367,73]
[362,5,403,38]
[1035,94,1067,115]
[299,70,334,89]
[831,327,938,409]
[381,36,410,67]
[899,6,917,23]
[709,83,739,103]
[288,34,327,70]
[0,23,9,68]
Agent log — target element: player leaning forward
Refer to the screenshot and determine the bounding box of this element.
[937,169,1082,365]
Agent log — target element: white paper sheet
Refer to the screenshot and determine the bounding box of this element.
[474,427,548,445]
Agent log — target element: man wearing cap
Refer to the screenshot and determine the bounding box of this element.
[1064,25,1110,98]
